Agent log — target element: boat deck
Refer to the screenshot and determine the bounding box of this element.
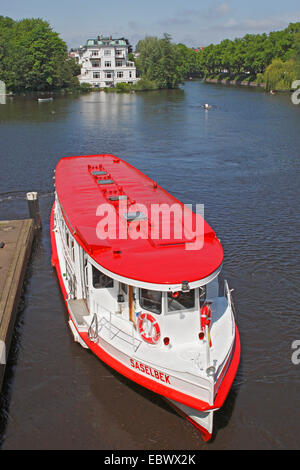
[67,295,234,386]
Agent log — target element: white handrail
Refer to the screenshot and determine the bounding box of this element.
[224,279,236,336]
[89,307,140,352]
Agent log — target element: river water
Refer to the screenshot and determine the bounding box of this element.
[0,81,300,450]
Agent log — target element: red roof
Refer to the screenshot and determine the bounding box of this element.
[55,155,223,286]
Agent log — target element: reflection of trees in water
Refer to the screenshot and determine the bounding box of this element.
[0,80,6,94]
[0,93,81,123]
[0,89,185,125]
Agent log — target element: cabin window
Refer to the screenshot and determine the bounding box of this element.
[167,289,195,312]
[199,286,207,306]
[71,240,75,262]
[66,230,70,248]
[120,283,128,295]
[140,289,162,315]
[92,266,114,289]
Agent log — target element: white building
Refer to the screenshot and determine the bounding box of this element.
[73,35,137,88]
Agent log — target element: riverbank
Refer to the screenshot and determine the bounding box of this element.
[204,77,265,89]
[0,219,34,391]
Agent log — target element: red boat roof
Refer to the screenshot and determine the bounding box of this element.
[55,155,223,287]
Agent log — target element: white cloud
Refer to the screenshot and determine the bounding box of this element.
[213,2,232,17]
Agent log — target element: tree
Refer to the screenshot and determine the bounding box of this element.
[199,21,300,81]
[0,17,80,91]
[136,34,185,88]
[264,58,298,91]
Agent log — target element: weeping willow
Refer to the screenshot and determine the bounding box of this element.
[264,58,299,91]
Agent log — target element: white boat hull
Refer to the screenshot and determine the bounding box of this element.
[167,399,214,441]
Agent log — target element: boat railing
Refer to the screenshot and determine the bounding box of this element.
[224,279,236,336]
[88,312,99,342]
[88,307,141,353]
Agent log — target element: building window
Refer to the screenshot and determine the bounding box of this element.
[92,50,99,56]
[116,61,123,67]
[117,71,123,78]
[115,50,123,57]
[93,72,100,78]
[105,61,111,67]
[92,265,114,289]
[129,71,132,78]
[104,50,111,56]
[105,71,112,79]
[91,61,100,67]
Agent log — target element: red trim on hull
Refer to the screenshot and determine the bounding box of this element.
[165,400,212,442]
[51,205,240,415]
[186,416,212,442]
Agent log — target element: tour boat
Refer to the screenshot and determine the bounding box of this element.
[50,154,240,441]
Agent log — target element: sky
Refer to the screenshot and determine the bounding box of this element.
[1,0,300,49]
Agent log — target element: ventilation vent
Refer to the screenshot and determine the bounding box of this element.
[108,195,128,201]
[124,211,147,222]
[97,179,114,185]
[91,170,107,176]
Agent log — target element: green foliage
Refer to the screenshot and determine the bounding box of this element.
[128,52,135,63]
[198,22,300,85]
[79,82,93,92]
[0,16,80,92]
[134,77,159,91]
[115,82,133,92]
[136,34,200,89]
[175,43,203,78]
[264,58,299,91]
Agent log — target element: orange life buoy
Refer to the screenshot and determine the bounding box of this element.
[200,303,212,331]
[138,313,161,345]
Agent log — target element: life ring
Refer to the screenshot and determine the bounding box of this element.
[138,313,161,345]
[200,303,212,331]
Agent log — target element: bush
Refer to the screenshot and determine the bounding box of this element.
[133,77,159,91]
[79,82,92,92]
[115,82,133,92]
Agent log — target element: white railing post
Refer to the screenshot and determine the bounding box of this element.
[132,323,135,351]
[205,325,211,369]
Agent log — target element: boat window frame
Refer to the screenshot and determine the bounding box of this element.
[164,288,200,315]
[90,263,114,290]
[139,288,163,316]
[199,285,207,307]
